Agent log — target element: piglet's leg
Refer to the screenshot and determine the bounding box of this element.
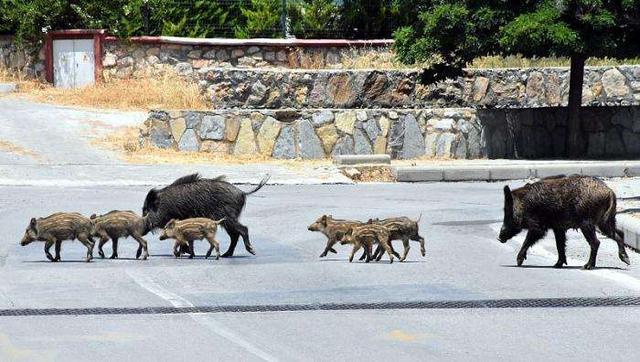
[44,240,55,262]
[54,240,62,262]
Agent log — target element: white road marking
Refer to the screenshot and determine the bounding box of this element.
[489,223,640,292]
[126,269,279,362]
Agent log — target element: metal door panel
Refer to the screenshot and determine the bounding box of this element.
[53,40,75,88]
[73,39,95,88]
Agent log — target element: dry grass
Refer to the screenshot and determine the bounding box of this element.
[16,73,207,111]
[94,126,336,167]
[341,166,396,182]
[0,139,43,161]
[469,55,640,69]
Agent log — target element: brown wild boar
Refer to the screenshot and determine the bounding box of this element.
[159,217,225,260]
[498,175,628,270]
[90,210,151,260]
[341,223,395,263]
[360,216,426,262]
[20,212,95,262]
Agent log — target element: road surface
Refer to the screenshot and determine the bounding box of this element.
[1,182,640,361]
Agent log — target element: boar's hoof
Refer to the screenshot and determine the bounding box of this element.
[98,250,105,258]
[136,248,142,259]
[109,254,118,259]
[516,255,526,266]
[247,246,256,255]
[329,248,337,254]
[620,253,631,266]
[582,263,595,270]
[553,261,564,268]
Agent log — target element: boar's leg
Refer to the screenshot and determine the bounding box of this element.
[580,225,600,270]
[375,243,400,262]
[378,238,394,264]
[516,230,545,266]
[400,239,410,262]
[53,240,62,262]
[222,222,255,257]
[348,243,362,263]
[109,237,119,259]
[414,235,426,257]
[44,240,55,262]
[552,229,568,268]
[598,221,630,266]
[173,240,181,258]
[97,236,109,259]
[204,234,221,260]
[188,240,195,259]
[320,239,339,258]
[132,234,149,260]
[77,234,94,262]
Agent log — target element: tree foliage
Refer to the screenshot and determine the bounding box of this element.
[394,0,640,156]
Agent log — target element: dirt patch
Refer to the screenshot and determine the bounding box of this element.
[341,166,396,182]
[0,140,43,161]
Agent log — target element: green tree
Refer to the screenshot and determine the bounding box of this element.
[394,1,640,157]
[235,0,282,38]
[288,0,340,38]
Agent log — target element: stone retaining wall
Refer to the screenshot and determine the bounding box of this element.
[0,36,43,77]
[102,39,393,79]
[200,66,640,109]
[141,106,640,160]
[140,108,481,159]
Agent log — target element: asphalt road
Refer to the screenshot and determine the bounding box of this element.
[1,182,640,361]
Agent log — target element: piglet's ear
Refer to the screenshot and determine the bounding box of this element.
[166,219,176,228]
[321,215,327,225]
[29,218,37,228]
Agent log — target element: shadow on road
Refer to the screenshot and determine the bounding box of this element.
[500,264,625,270]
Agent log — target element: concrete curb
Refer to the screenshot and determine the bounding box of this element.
[334,154,391,166]
[617,214,640,250]
[0,83,17,94]
[394,162,640,182]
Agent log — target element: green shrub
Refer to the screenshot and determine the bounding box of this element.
[288,0,339,38]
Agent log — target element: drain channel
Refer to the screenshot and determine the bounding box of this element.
[1,296,639,317]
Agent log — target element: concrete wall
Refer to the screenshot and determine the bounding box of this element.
[0,36,44,77]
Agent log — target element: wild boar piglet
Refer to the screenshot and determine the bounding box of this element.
[361,215,425,262]
[90,210,151,260]
[160,217,225,260]
[20,212,95,262]
[341,223,396,264]
[308,215,362,257]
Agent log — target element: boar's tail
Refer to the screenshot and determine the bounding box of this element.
[244,174,270,196]
[416,213,423,223]
[599,192,622,242]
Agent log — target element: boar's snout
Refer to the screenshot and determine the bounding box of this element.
[498,223,520,243]
[307,223,319,232]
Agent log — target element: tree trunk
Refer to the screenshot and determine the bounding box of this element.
[566,54,586,158]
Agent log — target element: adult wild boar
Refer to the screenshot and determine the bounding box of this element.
[498,175,628,270]
[142,173,269,257]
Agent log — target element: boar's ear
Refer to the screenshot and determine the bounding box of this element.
[321,215,327,226]
[29,218,37,229]
[144,189,159,212]
[166,219,176,228]
[90,214,97,220]
[503,186,513,208]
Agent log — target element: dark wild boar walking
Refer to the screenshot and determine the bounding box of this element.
[159,217,225,259]
[498,175,628,270]
[20,212,95,262]
[143,173,269,257]
[90,210,151,260]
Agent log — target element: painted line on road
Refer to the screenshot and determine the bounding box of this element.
[1,296,640,318]
[126,269,279,362]
[489,224,640,292]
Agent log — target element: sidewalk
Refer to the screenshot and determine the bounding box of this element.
[393,159,640,182]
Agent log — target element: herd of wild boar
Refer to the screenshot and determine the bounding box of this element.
[19,173,630,269]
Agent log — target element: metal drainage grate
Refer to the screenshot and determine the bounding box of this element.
[1,296,640,317]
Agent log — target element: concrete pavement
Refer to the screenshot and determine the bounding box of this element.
[1,182,640,360]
